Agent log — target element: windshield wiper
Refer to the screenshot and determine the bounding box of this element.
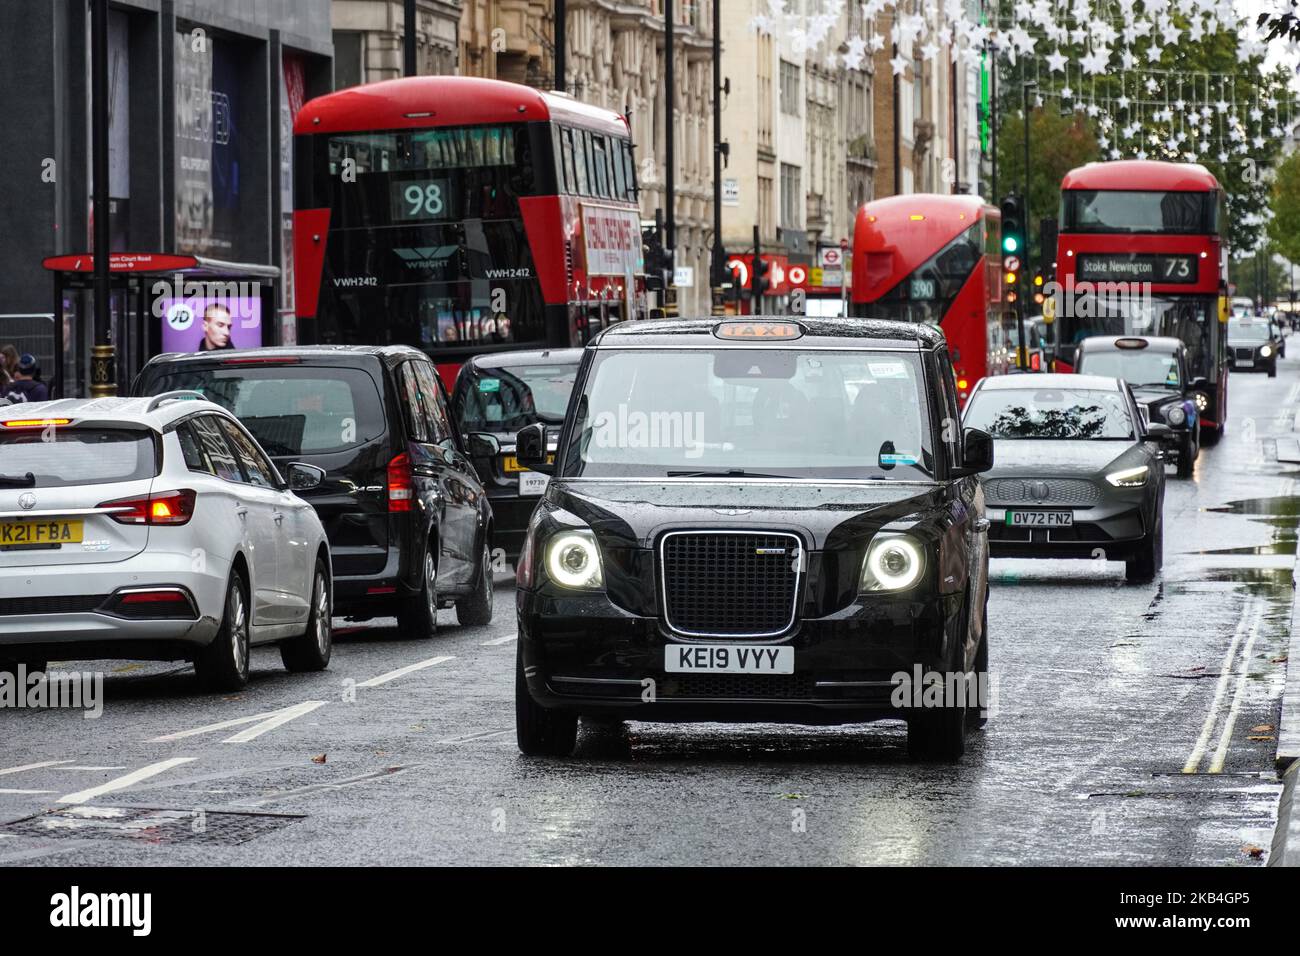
[0,472,36,488]
[667,469,791,478]
[1131,382,1179,389]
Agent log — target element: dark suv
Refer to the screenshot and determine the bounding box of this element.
[451,348,581,561]
[135,346,498,635]
[514,318,995,762]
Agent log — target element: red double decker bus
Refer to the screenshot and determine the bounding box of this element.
[850,194,1011,404]
[1054,160,1229,442]
[292,76,646,386]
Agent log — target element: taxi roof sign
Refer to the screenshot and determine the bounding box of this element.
[713,321,805,341]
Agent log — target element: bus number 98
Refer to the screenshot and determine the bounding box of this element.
[391,179,450,221]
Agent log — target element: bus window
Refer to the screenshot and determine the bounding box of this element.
[592,135,610,198]
[559,127,576,193]
[623,141,637,201]
[611,138,626,199]
[573,128,590,195]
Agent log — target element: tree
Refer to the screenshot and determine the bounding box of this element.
[995,109,1099,265]
[1230,245,1292,306]
[1268,150,1300,267]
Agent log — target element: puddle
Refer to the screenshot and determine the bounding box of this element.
[1196,567,1294,587]
[1203,496,1300,517]
[1194,496,1300,557]
[1197,541,1299,556]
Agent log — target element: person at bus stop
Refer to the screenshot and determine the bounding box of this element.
[3,354,49,403]
[198,302,236,351]
[1,344,18,382]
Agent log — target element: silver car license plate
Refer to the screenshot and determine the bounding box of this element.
[1006,510,1073,527]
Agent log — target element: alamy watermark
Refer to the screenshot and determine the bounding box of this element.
[0,665,103,719]
[890,664,998,719]
[591,403,706,459]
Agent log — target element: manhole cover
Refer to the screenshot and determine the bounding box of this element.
[1,806,304,845]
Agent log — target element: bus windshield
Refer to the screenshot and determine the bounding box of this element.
[857,221,982,326]
[1056,294,1214,380]
[1062,190,1215,234]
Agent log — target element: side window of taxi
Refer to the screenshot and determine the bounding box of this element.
[412,361,453,443]
[934,347,963,468]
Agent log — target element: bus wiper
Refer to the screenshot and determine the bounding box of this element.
[667,469,791,478]
[0,472,36,488]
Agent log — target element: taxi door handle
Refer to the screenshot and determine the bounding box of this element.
[235,507,248,520]
[273,512,284,525]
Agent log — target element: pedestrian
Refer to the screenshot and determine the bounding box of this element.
[2,353,49,403]
[1,344,18,382]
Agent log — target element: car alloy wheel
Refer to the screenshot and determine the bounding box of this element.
[424,551,437,621]
[313,569,331,656]
[229,583,249,678]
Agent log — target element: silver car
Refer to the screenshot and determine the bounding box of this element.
[0,392,332,690]
[962,373,1168,583]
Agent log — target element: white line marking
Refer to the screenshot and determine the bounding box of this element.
[481,634,517,646]
[437,729,512,744]
[355,656,454,688]
[57,766,127,772]
[56,758,197,804]
[1183,599,1255,774]
[1209,602,1266,774]
[0,760,72,777]
[232,767,409,808]
[151,701,327,743]
[0,789,56,795]
[222,700,327,744]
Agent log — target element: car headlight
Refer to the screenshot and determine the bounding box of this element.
[1106,465,1150,487]
[1261,345,1273,358]
[861,533,925,592]
[1166,404,1186,426]
[1193,391,1209,412]
[544,529,604,590]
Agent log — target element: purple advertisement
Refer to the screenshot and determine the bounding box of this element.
[158,294,263,353]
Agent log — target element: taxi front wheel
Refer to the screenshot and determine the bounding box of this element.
[515,643,577,757]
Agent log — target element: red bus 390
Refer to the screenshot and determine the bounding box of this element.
[851,194,1011,405]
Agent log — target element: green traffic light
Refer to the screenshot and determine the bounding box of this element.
[1003,236,1020,253]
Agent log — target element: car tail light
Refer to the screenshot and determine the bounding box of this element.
[104,587,197,619]
[1030,352,1041,371]
[387,453,414,512]
[98,489,197,525]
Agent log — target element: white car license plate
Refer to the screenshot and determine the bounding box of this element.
[664,644,794,674]
[1006,510,1073,527]
[518,472,550,495]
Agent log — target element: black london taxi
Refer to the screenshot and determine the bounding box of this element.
[513,317,996,762]
[1075,335,1199,478]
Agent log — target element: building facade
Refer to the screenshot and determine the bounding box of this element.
[0,0,333,395]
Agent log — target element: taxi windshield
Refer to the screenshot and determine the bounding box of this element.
[1077,349,1180,389]
[1228,319,1270,344]
[559,348,936,479]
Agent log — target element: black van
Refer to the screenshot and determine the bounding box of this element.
[135,346,498,635]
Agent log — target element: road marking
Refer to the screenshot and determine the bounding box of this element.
[0,789,56,795]
[1208,602,1266,774]
[231,766,409,808]
[0,760,72,777]
[437,729,512,744]
[151,701,328,744]
[57,766,127,772]
[56,758,197,804]
[222,701,328,744]
[1183,598,1256,774]
[356,656,454,688]
[481,634,517,646]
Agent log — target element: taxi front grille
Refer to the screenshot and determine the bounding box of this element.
[1234,347,1257,361]
[659,673,817,700]
[984,478,1101,506]
[659,531,801,638]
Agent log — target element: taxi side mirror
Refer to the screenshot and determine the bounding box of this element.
[955,427,994,476]
[466,432,501,458]
[516,422,553,475]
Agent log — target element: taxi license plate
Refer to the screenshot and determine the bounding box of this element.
[664,644,794,674]
[0,519,84,548]
[1006,511,1073,527]
[519,472,550,496]
[503,454,554,473]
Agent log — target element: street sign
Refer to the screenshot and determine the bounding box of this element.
[42,252,199,273]
[1004,255,1021,272]
[722,179,739,205]
[673,266,695,288]
[821,268,843,288]
[819,248,842,268]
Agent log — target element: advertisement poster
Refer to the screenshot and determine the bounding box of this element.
[174,28,241,256]
[158,294,262,352]
[581,205,644,276]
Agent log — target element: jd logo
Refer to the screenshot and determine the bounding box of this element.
[166,302,195,331]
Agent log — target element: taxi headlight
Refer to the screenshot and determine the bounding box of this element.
[861,533,925,591]
[1166,404,1187,426]
[544,529,604,590]
[1106,465,1150,488]
[1261,345,1273,358]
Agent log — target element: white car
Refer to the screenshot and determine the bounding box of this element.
[0,392,333,691]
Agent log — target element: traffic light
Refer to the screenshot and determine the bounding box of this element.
[1000,194,1025,303]
[752,255,771,299]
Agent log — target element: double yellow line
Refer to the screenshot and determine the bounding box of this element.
[1183,598,1264,774]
